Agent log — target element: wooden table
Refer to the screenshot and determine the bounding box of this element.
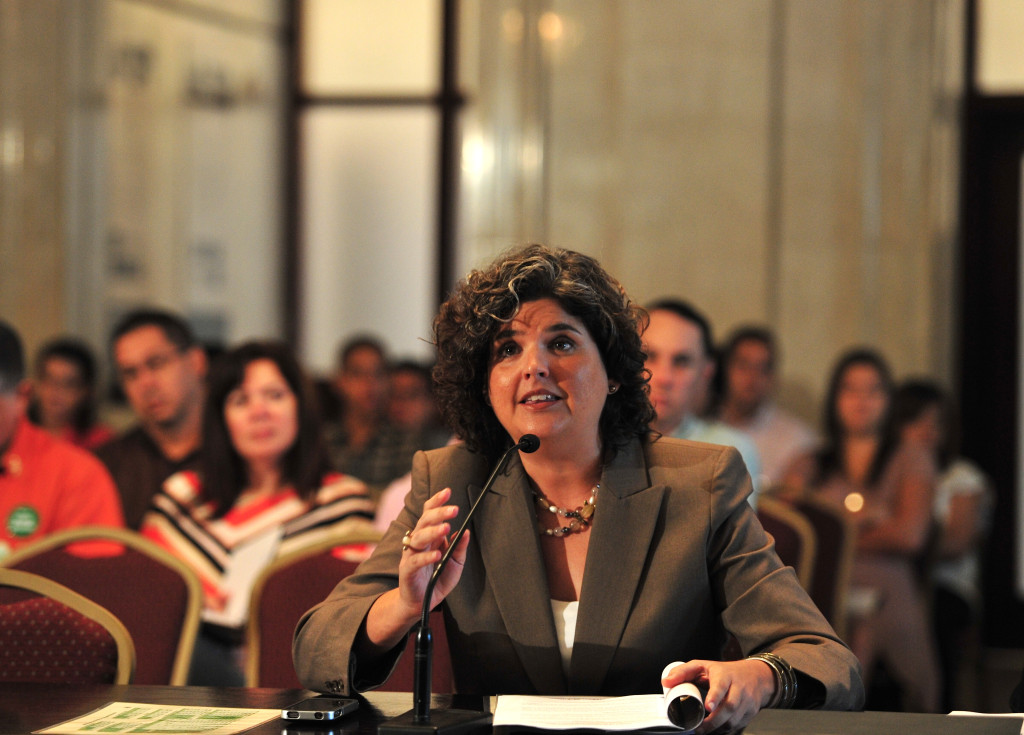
[0,684,1020,735]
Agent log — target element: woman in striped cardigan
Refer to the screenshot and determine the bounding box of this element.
[141,340,376,685]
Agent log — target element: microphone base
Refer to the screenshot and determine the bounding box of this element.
[377,708,492,735]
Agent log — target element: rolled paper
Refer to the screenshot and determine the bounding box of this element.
[661,662,706,732]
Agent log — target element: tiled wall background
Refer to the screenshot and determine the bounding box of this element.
[4,0,963,422]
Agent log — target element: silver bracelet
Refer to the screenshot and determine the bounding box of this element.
[747,652,798,709]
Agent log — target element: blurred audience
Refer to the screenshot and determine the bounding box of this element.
[643,299,762,503]
[140,340,375,685]
[27,336,114,451]
[717,326,817,488]
[13,297,1006,708]
[387,360,447,442]
[373,471,413,533]
[0,320,124,560]
[326,338,448,496]
[97,309,208,529]
[782,348,939,712]
[325,336,391,490]
[892,378,993,712]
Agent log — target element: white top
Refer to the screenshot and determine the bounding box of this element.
[931,458,992,606]
[723,402,818,489]
[550,598,579,676]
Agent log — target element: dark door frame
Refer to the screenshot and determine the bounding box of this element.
[282,0,461,346]
[959,1,1024,648]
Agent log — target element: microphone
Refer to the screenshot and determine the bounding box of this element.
[379,434,540,735]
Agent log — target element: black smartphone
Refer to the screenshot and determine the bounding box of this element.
[281,697,359,721]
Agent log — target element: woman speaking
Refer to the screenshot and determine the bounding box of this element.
[294,245,863,732]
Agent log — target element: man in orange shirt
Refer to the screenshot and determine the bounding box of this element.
[0,320,124,560]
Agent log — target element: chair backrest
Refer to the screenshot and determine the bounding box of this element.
[1,526,202,685]
[246,530,381,688]
[756,495,817,591]
[792,496,856,639]
[246,530,455,694]
[0,568,135,684]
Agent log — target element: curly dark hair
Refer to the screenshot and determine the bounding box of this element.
[433,243,654,462]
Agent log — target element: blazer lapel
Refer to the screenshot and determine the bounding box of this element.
[570,439,664,694]
[472,454,567,694]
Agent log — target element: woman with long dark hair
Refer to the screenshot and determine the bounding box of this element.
[892,379,992,711]
[28,337,114,450]
[141,340,375,685]
[783,348,940,712]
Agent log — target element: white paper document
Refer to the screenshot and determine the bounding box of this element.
[949,712,1024,735]
[202,526,282,628]
[35,702,280,735]
[493,692,701,733]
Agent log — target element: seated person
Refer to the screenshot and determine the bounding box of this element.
[141,340,375,685]
[892,378,993,712]
[98,308,208,529]
[642,299,763,504]
[387,359,451,451]
[716,326,817,488]
[783,349,939,713]
[325,337,399,494]
[294,245,863,733]
[370,362,454,531]
[1,320,124,560]
[28,336,115,451]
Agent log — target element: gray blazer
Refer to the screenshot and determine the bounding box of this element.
[293,436,864,709]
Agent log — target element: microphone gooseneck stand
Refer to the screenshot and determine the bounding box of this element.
[378,434,541,735]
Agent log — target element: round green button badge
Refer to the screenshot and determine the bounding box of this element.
[7,505,40,537]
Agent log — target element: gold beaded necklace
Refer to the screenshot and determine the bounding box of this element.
[533,484,598,537]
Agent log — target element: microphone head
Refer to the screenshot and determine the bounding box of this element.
[517,434,541,453]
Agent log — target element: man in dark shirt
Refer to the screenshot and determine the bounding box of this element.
[325,336,392,494]
[97,309,207,528]
[326,340,448,497]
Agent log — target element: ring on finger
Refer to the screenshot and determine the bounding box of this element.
[402,530,425,553]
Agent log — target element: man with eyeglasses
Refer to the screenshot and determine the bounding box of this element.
[0,319,123,560]
[97,309,207,528]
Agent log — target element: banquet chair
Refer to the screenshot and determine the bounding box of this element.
[756,495,817,591]
[1,526,201,685]
[791,496,856,639]
[246,530,381,687]
[247,529,455,694]
[0,568,135,685]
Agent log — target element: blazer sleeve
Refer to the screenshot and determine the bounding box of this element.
[702,445,864,710]
[292,449,439,694]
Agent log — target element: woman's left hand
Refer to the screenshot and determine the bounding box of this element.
[662,659,776,734]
